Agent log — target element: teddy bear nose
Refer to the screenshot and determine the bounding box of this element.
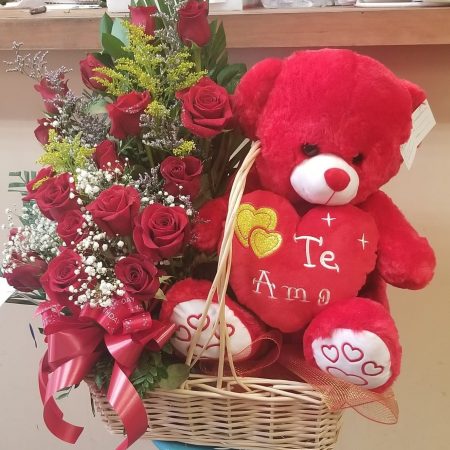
[324,168,351,192]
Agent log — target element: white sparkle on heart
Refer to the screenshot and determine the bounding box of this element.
[358,233,369,250]
[321,213,336,227]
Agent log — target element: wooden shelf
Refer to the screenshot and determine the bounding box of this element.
[1,6,450,50]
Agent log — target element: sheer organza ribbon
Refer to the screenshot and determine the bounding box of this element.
[279,345,399,424]
[37,298,175,449]
[200,333,398,424]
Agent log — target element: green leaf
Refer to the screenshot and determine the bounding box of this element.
[100,13,114,42]
[8,182,25,188]
[91,52,114,68]
[209,51,228,79]
[154,288,166,300]
[158,364,190,390]
[9,171,21,177]
[101,33,128,59]
[217,63,246,87]
[95,373,103,390]
[154,0,170,15]
[209,23,226,64]
[88,97,111,115]
[111,18,130,47]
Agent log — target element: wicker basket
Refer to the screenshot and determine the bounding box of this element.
[88,142,344,450]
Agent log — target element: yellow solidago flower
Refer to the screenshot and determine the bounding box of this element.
[94,22,205,101]
[146,101,169,119]
[173,140,196,157]
[38,130,94,175]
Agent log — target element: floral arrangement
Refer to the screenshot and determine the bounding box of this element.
[2,1,250,447]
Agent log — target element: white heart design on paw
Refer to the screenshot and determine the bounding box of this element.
[311,328,392,389]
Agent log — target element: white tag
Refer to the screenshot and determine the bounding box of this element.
[400,100,436,170]
[0,277,16,308]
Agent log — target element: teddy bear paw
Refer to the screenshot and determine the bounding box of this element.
[310,328,393,390]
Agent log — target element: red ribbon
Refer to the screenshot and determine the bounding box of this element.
[37,297,175,449]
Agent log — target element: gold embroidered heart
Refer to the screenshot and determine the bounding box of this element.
[235,204,278,247]
[249,228,282,258]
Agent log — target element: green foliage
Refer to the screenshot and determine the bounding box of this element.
[97,22,205,100]
[8,170,36,195]
[38,130,94,175]
[130,351,169,397]
[92,344,186,398]
[158,363,190,390]
[202,21,247,93]
[94,355,115,392]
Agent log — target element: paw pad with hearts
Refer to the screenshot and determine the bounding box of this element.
[310,328,392,389]
[160,278,266,361]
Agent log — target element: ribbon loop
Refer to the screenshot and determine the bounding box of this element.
[37,299,175,449]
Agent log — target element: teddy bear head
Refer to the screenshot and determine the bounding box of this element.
[233,49,426,206]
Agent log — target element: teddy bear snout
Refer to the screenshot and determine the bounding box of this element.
[290,154,359,206]
[324,168,351,192]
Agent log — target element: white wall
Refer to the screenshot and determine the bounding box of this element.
[0,45,449,449]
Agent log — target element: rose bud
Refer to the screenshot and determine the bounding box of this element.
[87,185,141,237]
[34,118,54,145]
[34,172,79,221]
[79,54,111,91]
[160,156,202,199]
[57,210,88,247]
[3,255,47,293]
[115,254,160,302]
[106,91,151,140]
[129,5,158,36]
[40,249,85,307]
[93,140,125,172]
[23,166,55,202]
[177,0,211,47]
[34,76,69,114]
[176,77,233,138]
[133,203,190,261]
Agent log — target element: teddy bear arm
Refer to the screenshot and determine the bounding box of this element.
[192,197,228,253]
[360,191,435,290]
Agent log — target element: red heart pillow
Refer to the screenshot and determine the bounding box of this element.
[231,190,379,332]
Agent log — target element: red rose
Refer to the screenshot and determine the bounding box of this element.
[160,156,202,199]
[34,76,68,114]
[34,118,54,145]
[4,255,47,292]
[40,249,84,306]
[34,172,79,221]
[87,185,140,237]
[57,210,88,247]
[115,254,159,302]
[176,77,233,138]
[23,166,54,202]
[79,54,111,91]
[93,140,124,172]
[129,6,158,36]
[133,203,190,261]
[106,91,151,140]
[177,0,211,47]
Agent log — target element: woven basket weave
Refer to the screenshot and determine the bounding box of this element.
[88,142,343,449]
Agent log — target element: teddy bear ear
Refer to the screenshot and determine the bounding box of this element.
[232,58,283,140]
[402,79,427,112]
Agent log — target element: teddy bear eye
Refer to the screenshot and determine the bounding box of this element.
[302,143,320,157]
[352,153,364,165]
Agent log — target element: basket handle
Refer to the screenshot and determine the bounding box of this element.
[185,141,262,387]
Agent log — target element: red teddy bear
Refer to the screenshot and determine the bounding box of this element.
[162,49,436,392]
